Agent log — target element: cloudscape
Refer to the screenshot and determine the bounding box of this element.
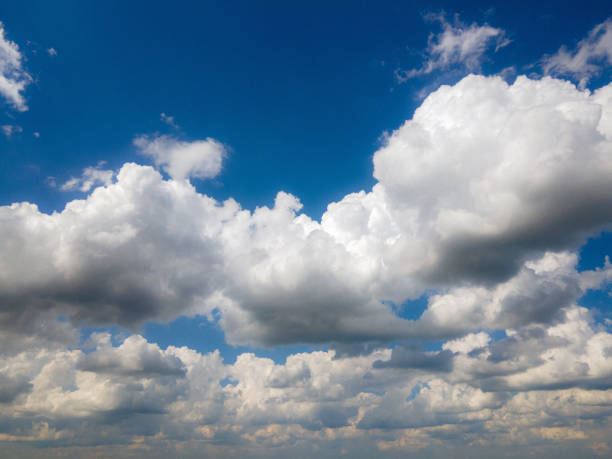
[1,2,612,458]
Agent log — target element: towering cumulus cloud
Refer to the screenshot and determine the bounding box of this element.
[372,75,612,284]
[2,74,612,457]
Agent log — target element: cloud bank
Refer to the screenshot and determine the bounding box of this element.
[3,75,612,347]
[2,73,612,457]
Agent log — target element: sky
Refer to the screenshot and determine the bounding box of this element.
[1,1,612,458]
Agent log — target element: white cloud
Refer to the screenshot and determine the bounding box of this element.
[543,19,612,88]
[445,305,612,393]
[160,112,178,129]
[358,378,506,429]
[396,14,508,82]
[47,47,57,57]
[60,162,114,192]
[2,16,612,457]
[1,124,22,138]
[370,75,612,289]
[0,164,412,345]
[0,164,232,335]
[413,251,590,339]
[0,321,612,455]
[0,334,389,449]
[0,21,31,111]
[77,333,186,377]
[134,134,225,181]
[443,332,491,354]
[2,75,612,350]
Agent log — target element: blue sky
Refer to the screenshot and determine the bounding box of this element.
[2,1,612,458]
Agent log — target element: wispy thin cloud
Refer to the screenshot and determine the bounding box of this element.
[542,18,612,88]
[396,13,509,82]
[160,112,178,129]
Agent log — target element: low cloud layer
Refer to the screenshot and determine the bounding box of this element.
[1,303,611,457]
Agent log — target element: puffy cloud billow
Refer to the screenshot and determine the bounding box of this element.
[134,134,226,181]
[3,74,612,457]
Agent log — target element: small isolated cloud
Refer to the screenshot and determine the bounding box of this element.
[47,47,57,56]
[160,112,178,129]
[396,14,509,82]
[0,21,32,111]
[1,124,22,138]
[134,134,225,181]
[33,131,40,138]
[60,161,114,192]
[542,19,612,88]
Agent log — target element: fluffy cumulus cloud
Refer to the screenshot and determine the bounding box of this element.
[134,134,225,181]
[543,19,612,88]
[396,14,509,81]
[411,251,608,339]
[1,320,612,458]
[3,73,612,456]
[0,164,229,333]
[0,22,31,111]
[373,75,612,287]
